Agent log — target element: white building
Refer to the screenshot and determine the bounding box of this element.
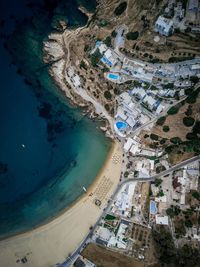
[95,226,114,242]
[155,215,169,225]
[101,48,119,68]
[143,95,157,110]
[107,222,128,249]
[124,138,134,152]
[155,16,174,36]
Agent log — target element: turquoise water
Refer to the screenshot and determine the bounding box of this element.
[116,121,127,130]
[0,0,111,239]
[108,73,120,80]
[150,200,157,215]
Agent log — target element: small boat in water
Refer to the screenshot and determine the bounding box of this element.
[82,186,87,192]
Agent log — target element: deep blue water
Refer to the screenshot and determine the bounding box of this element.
[0,0,110,239]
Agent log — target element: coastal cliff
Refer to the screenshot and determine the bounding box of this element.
[43,25,114,137]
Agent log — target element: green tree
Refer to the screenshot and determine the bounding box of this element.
[111,30,117,37]
[152,227,176,265]
[192,120,200,134]
[186,132,197,140]
[192,191,200,201]
[167,106,179,115]
[166,208,175,218]
[163,125,170,132]
[155,178,163,187]
[150,133,159,140]
[185,105,193,116]
[104,90,112,100]
[124,171,129,177]
[104,36,112,47]
[156,116,166,126]
[114,2,127,16]
[190,76,199,84]
[176,244,200,267]
[126,31,139,40]
[90,48,101,67]
[160,138,167,144]
[183,116,195,127]
[185,219,193,228]
[170,137,182,144]
[186,87,200,104]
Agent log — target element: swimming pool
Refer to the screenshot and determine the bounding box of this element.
[116,121,127,130]
[107,73,119,80]
[150,200,157,215]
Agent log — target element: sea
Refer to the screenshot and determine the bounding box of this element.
[0,0,111,239]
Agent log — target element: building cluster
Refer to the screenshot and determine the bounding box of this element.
[111,182,136,218]
[186,0,200,33]
[92,181,150,261]
[94,216,130,250]
[172,161,199,206]
[149,194,169,226]
[114,89,169,137]
[155,0,200,36]
[92,42,200,88]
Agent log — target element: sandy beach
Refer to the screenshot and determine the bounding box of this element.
[0,141,122,267]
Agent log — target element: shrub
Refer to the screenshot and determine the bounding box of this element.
[170,137,182,144]
[150,133,159,140]
[104,36,112,47]
[166,208,175,218]
[111,30,117,37]
[156,165,166,173]
[165,145,175,153]
[155,178,163,187]
[90,48,101,67]
[185,219,193,228]
[104,103,110,111]
[192,120,200,134]
[185,105,192,116]
[80,60,87,70]
[114,2,127,16]
[149,143,158,149]
[167,106,179,115]
[104,90,112,100]
[190,76,199,84]
[192,191,200,201]
[186,132,197,140]
[156,116,166,126]
[186,87,200,104]
[126,31,139,40]
[163,125,170,132]
[124,171,129,177]
[160,138,167,144]
[163,83,174,89]
[183,116,195,127]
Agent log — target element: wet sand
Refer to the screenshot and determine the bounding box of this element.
[0,141,122,267]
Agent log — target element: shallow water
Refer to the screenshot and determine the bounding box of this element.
[0,0,110,239]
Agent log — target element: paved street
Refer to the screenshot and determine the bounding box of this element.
[58,155,200,267]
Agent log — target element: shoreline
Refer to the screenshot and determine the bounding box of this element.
[0,141,114,242]
[0,141,122,267]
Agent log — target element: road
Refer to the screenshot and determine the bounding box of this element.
[127,154,200,182]
[57,154,200,267]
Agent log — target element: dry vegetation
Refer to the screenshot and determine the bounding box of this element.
[81,243,144,267]
[50,0,200,115]
[152,97,200,141]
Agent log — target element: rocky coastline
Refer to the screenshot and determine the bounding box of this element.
[43,29,114,139]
